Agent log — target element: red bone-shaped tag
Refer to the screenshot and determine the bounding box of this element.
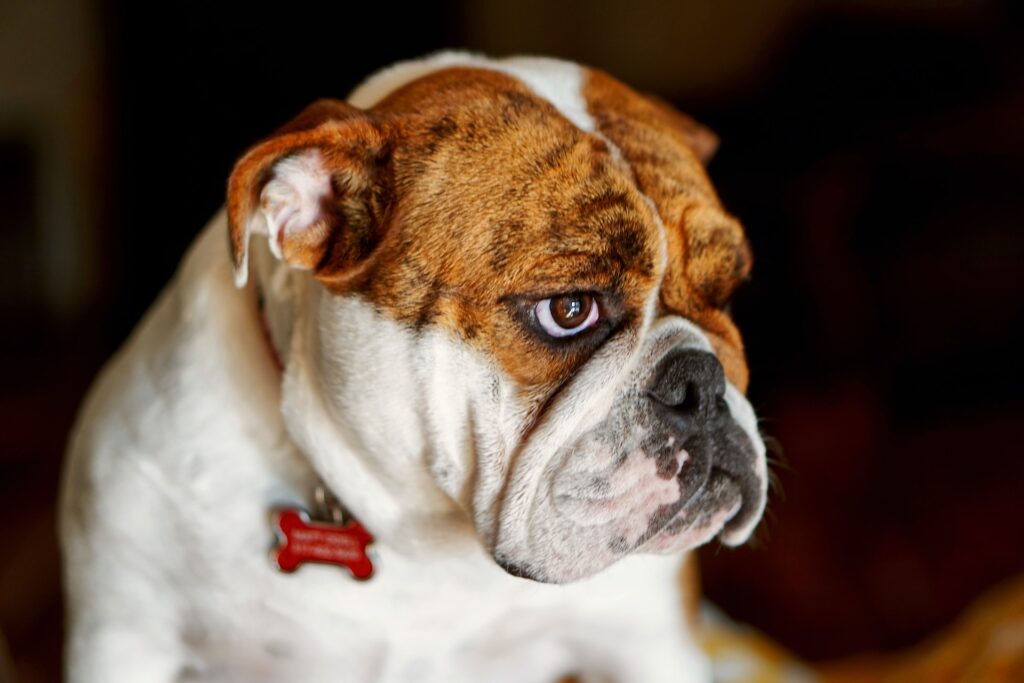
[272,509,374,579]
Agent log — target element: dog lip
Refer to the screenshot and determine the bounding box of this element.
[636,471,743,552]
[693,467,742,516]
[631,467,733,547]
[550,451,745,548]
[715,468,764,545]
[708,421,766,545]
[494,556,551,583]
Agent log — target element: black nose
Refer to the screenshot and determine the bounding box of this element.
[647,349,728,433]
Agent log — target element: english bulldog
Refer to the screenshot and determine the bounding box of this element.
[61,52,767,683]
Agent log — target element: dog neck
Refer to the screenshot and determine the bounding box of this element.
[245,238,480,557]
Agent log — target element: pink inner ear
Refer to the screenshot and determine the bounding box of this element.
[259,149,333,259]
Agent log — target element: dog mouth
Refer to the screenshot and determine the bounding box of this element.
[550,423,764,557]
[493,389,767,583]
[495,459,755,583]
[635,468,745,554]
[644,422,766,552]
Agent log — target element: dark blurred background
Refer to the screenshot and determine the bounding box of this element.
[1,0,1022,680]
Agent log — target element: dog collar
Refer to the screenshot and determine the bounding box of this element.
[256,286,376,579]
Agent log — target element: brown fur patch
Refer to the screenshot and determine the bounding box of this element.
[228,64,752,392]
[583,69,751,391]
[331,68,663,389]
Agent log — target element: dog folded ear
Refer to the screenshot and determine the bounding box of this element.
[227,99,393,287]
[643,93,719,164]
[666,110,718,165]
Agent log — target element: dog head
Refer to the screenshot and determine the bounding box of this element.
[227,54,766,583]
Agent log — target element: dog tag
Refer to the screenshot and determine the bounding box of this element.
[272,509,374,579]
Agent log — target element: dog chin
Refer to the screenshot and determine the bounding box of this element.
[492,479,748,584]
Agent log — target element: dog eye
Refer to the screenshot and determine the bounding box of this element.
[534,294,599,337]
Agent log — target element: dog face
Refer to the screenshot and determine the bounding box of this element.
[228,55,766,583]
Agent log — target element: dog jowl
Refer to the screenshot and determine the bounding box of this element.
[227,55,767,584]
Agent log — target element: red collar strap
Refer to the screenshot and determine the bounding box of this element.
[256,290,284,374]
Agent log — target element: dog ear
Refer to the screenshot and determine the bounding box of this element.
[227,99,393,287]
[644,93,719,164]
[668,110,718,165]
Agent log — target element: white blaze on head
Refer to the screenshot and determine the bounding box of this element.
[349,52,596,134]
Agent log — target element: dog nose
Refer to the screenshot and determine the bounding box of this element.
[647,349,728,432]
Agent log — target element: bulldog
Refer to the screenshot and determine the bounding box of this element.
[60,52,767,683]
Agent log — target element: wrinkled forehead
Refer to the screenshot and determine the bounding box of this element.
[371,67,665,296]
[339,59,749,389]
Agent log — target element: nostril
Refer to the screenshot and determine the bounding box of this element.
[647,349,727,426]
[674,382,701,416]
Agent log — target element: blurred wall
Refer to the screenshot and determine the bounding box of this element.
[0,0,103,318]
[464,0,805,95]
[0,2,104,680]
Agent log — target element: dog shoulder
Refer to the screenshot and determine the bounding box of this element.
[61,214,281,551]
